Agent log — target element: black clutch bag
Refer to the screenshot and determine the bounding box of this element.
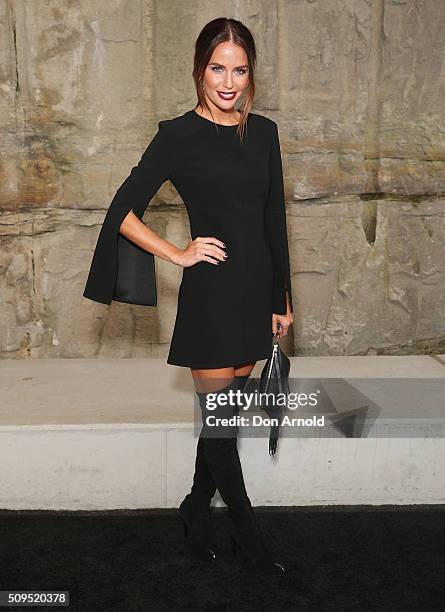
[259,322,291,456]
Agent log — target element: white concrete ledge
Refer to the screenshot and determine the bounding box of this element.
[1,356,444,509]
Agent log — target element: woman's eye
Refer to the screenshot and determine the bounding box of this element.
[210,67,248,75]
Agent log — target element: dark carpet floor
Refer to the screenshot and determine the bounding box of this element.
[0,505,444,611]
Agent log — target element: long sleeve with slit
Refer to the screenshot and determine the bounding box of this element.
[83,120,175,305]
[264,121,294,315]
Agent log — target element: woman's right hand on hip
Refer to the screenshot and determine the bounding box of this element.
[175,236,228,267]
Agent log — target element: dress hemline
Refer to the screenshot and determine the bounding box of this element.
[166,350,272,369]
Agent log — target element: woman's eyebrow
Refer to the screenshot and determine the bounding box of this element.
[208,62,249,69]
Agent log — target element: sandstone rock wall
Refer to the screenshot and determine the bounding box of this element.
[1,0,444,358]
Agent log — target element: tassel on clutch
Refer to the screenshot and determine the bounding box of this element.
[259,322,291,456]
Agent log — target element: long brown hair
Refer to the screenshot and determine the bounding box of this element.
[192,18,256,142]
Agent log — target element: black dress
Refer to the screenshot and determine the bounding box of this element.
[83,108,293,369]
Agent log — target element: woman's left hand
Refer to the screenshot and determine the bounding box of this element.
[272,293,294,338]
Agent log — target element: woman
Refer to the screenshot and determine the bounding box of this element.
[83,18,293,577]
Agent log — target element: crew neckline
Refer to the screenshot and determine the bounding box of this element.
[192,108,243,127]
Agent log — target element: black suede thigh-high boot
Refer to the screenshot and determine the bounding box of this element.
[182,373,250,510]
[179,383,223,563]
[198,375,286,577]
[179,374,252,561]
[179,436,218,561]
[185,436,217,506]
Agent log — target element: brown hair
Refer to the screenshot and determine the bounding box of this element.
[192,17,256,142]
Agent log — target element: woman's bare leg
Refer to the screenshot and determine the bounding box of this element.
[191,366,235,392]
[234,361,256,378]
[191,361,255,393]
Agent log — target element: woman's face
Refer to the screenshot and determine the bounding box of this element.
[201,42,250,113]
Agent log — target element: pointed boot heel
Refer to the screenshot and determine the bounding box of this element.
[229,533,285,576]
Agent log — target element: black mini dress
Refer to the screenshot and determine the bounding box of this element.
[83,108,293,369]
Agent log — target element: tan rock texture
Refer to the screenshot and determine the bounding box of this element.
[1,1,444,358]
